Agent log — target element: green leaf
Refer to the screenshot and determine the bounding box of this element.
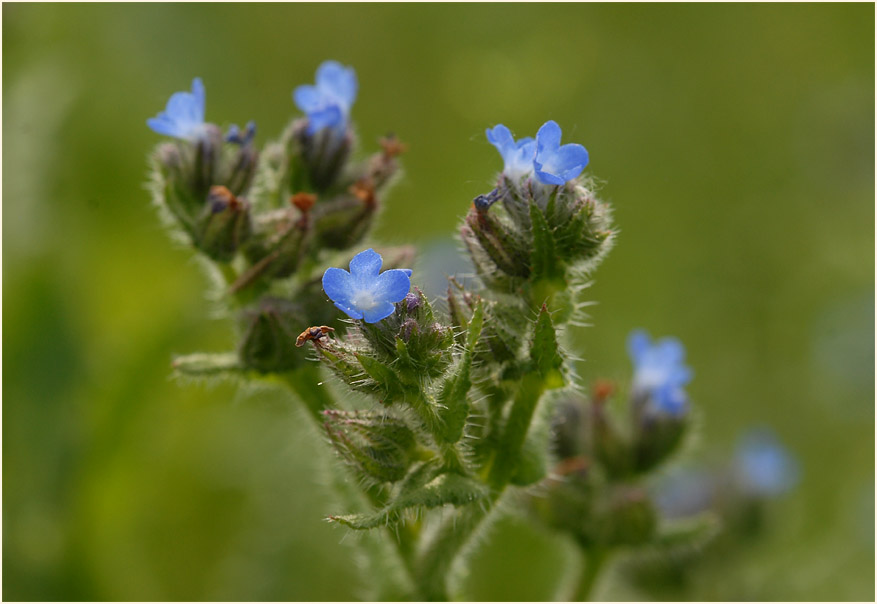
[327,462,488,530]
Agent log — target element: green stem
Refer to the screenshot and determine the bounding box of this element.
[573,548,607,602]
[416,502,493,601]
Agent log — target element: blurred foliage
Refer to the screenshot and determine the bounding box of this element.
[3,3,873,601]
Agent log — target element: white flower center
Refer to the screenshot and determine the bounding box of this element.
[352,289,379,311]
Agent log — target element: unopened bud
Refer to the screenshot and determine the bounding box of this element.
[311,192,376,250]
[196,186,252,262]
[323,410,418,483]
[604,485,656,546]
[238,297,305,373]
[291,118,353,193]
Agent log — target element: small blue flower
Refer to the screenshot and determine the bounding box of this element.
[628,329,693,416]
[485,124,536,179]
[322,249,412,323]
[734,428,800,497]
[226,121,257,146]
[533,120,589,185]
[147,77,207,139]
[293,60,358,134]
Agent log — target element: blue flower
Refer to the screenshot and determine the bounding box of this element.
[485,125,536,179]
[628,329,693,416]
[533,120,589,185]
[147,78,207,139]
[322,249,412,323]
[293,60,358,134]
[734,428,800,497]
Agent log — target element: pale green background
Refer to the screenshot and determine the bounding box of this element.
[4,3,874,600]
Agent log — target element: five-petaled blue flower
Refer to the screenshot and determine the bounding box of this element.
[628,329,693,416]
[734,428,800,497]
[322,249,412,323]
[533,120,589,185]
[147,77,207,139]
[293,60,358,135]
[486,125,536,179]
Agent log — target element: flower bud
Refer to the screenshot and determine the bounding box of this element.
[322,410,419,483]
[311,182,377,250]
[360,288,455,380]
[631,399,688,473]
[196,186,252,262]
[461,203,530,283]
[289,118,353,193]
[221,139,259,197]
[242,202,313,282]
[603,485,656,546]
[238,297,306,373]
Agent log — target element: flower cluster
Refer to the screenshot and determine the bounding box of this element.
[486,120,589,185]
[145,58,800,603]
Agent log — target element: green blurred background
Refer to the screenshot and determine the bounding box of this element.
[3,3,874,600]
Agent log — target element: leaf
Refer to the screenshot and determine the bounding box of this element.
[327,461,488,530]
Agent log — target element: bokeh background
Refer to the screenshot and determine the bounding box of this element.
[3,3,874,601]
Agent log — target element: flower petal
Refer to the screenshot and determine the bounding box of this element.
[362,301,396,324]
[627,329,651,363]
[374,269,412,303]
[554,143,589,180]
[147,116,180,137]
[191,77,205,123]
[349,248,383,280]
[316,60,358,108]
[486,124,514,154]
[533,168,566,186]
[293,84,322,112]
[322,267,353,304]
[334,300,363,320]
[305,104,344,134]
[536,120,562,151]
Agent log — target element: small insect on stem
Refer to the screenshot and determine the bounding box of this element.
[295,325,335,348]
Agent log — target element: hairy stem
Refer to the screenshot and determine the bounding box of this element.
[573,548,607,602]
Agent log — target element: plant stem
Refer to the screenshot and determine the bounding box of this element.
[573,548,607,602]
